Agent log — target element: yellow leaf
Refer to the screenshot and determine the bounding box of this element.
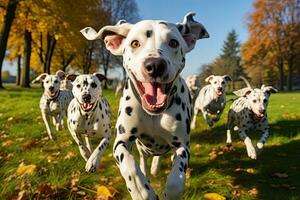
[47,156,54,162]
[246,168,256,174]
[2,140,14,146]
[96,185,118,199]
[203,193,226,200]
[16,164,37,176]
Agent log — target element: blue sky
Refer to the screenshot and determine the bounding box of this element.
[3,0,254,78]
[136,0,254,78]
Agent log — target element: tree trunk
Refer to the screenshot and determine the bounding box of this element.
[44,33,56,74]
[278,61,284,91]
[16,54,21,85]
[0,0,19,88]
[287,57,294,91]
[21,30,31,88]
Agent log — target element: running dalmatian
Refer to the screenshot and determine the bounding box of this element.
[185,74,200,105]
[66,73,111,172]
[81,12,209,199]
[33,70,73,140]
[191,75,232,129]
[226,81,277,159]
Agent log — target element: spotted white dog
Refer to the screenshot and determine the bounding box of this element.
[33,70,73,140]
[226,84,277,159]
[81,12,209,200]
[66,73,111,172]
[185,74,200,105]
[191,75,232,129]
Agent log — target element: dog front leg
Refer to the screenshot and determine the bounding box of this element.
[57,111,64,131]
[203,110,213,127]
[190,107,199,129]
[150,156,161,176]
[239,130,256,159]
[136,141,149,176]
[114,138,157,200]
[41,112,56,140]
[164,146,189,200]
[256,129,269,155]
[68,128,91,161]
[85,134,111,173]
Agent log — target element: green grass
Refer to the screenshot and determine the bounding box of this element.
[0,85,299,200]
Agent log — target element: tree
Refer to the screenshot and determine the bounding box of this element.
[0,0,19,88]
[242,0,300,90]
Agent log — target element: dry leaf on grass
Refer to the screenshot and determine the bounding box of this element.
[248,188,258,196]
[272,172,289,178]
[16,163,37,176]
[246,168,256,174]
[203,192,226,200]
[2,139,14,147]
[96,185,118,200]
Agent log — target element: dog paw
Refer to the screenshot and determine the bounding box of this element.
[56,124,62,131]
[49,134,57,141]
[255,143,264,155]
[246,145,257,159]
[85,156,99,173]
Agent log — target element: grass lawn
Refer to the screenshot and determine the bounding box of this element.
[0,84,299,200]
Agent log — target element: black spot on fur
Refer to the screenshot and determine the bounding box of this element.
[99,103,102,110]
[167,96,174,109]
[129,135,136,142]
[130,127,138,134]
[182,103,185,111]
[118,124,126,134]
[146,30,152,38]
[173,136,178,140]
[125,96,130,101]
[186,118,190,134]
[125,106,133,116]
[176,113,182,121]
[145,184,150,190]
[128,176,132,181]
[172,141,181,148]
[114,141,126,152]
[175,96,181,105]
[120,153,124,162]
[181,85,185,93]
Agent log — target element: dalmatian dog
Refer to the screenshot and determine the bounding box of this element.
[81,12,209,200]
[191,75,232,129]
[226,83,277,159]
[33,70,73,140]
[66,73,111,172]
[185,74,200,105]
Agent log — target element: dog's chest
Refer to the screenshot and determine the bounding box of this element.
[206,98,225,113]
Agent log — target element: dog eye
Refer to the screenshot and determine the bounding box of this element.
[76,84,80,88]
[263,99,267,103]
[221,81,225,84]
[54,80,58,83]
[169,39,179,48]
[214,81,217,84]
[131,40,140,48]
[91,82,97,88]
[253,99,257,103]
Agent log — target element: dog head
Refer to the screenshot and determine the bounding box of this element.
[81,12,209,114]
[233,85,278,120]
[67,73,105,112]
[205,75,232,97]
[33,70,65,98]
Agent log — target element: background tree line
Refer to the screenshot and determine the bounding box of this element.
[0,0,139,88]
[199,0,300,91]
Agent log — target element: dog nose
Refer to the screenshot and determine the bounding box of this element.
[217,87,222,91]
[259,109,265,114]
[49,86,54,91]
[82,94,91,103]
[143,58,167,78]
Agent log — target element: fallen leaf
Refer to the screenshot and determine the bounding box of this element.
[47,156,54,162]
[7,116,14,121]
[16,163,37,176]
[203,193,226,200]
[96,185,118,199]
[186,168,192,179]
[248,188,258,196]
[64,151,75,160]
[272,172,288,179]
[246,168,256,174]
[2,140,14,147]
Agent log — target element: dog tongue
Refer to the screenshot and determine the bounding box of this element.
[142,82,167,105]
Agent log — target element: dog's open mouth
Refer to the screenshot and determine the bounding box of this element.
[135,80,173,114]
[216,90,223,96]
[254,113,264,120]
[80,102,95,112]
[48,91,58,98]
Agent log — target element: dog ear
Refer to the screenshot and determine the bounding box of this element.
[233,88,252,97]
[176,12,209,52]
[56,70,65,80]
[262,85,278,95]
[223,75,232,82]
[66,74,78,82]
[205,75,214,83]
[32,73,48,83]
[93,73,106,82]
[81,20,132,56]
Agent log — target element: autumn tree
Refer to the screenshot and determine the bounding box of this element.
[242,0,300,90]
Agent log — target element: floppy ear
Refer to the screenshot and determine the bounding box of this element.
[233,88,252,97]
[56,70,65,80]
[32,73,48,83]
[262,85,278,95]
[205,75,214,83]
[81,20,133,56]
[66,74,78,82]
[93,73,106,82]
[176,12,209,52]
[223,75,232,82]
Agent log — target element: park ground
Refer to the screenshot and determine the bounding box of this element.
[0,85,299,200]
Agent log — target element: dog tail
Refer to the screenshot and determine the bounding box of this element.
[239,76,252,89]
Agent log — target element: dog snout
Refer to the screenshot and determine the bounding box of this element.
[143,58,167,78]
[259,109,266,114]
[49,86,54,92]
[82,94,91,103]
[217,87,223,91]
